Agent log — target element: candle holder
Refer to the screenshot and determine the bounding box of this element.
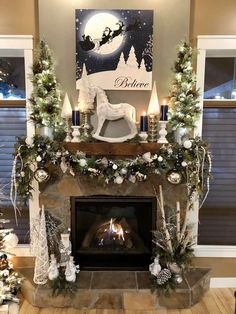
[82,111,92,139]
[139,131,148,143]
[71,126,81,143]
[148,114,158,142]
[158,121,168,144]
[64,119,72,142]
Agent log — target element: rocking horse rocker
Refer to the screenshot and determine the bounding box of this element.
[92,86,137,143]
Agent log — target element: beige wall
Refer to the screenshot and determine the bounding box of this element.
[191,0,236,278]
[38,0,190,127]
[191,0,236,41]
[0,0,38,43]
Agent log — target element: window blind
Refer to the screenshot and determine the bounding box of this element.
[198,107,236,245]
[0,107,29,243]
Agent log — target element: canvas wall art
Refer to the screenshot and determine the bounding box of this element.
[76,9,153,90]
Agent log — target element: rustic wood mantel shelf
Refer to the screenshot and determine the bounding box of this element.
[63,142,162,156]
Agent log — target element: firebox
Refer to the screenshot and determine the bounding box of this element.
[71,196,156,270]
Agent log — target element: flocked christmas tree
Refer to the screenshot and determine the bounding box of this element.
[0,183,22,305]
[29,41,61,128]
[168,41,201,131]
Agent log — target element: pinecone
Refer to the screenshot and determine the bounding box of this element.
[156,268,172,285]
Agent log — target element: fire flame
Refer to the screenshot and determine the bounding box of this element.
[109,218,125,241]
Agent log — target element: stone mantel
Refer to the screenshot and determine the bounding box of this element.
[40,172,188,231]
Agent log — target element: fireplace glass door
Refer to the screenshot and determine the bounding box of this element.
[71,196,155,270]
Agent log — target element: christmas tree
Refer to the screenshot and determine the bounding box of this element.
[29,41,61,128]
[168,41,201,131]
[0,183,22,306]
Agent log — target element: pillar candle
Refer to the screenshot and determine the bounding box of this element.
[160,103,168,121]
[140,112,148,132]
[72,110,80,126]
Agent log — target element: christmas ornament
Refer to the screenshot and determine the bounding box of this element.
[114,176,123,184]
[183,140,192,149]
[3,233,19,248]
[48,254,59,280]
[168,262,181,274]
[149,257,161,276]
[156,268,172,285]
[173,273,183,284]
[166,170,182,185]
[0,258,8,270]
[65,256,79,282]
[34,168,50,183]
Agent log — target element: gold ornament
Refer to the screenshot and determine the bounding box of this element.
[34,168,50,183]
[166,170,182,185]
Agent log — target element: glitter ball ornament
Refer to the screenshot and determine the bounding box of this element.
[34,168,50,183]
[173,273,183,284]
[183,140,192,149]
[167,170,182,185]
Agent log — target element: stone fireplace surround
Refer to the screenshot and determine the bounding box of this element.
[19,173,210,309]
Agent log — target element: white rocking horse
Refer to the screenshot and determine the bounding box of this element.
[92,86,137,143]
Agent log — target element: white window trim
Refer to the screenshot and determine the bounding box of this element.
[0,35,39,256]
[195,35,236,258]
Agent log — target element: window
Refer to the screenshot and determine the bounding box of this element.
[196,36,236,248]
[198,107,236,245]
[0,107,29,243]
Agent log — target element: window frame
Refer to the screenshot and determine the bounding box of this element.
[0,35,37,256]
[195,35,236,257]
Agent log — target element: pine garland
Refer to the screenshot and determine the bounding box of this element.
[168,41,201,130]
[29,41,62,128]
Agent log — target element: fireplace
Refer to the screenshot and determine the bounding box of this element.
[71,196,156,270]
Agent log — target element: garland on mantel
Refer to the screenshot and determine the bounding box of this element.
[13,135,211,206]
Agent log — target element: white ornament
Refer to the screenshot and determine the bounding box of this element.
[48,254,59,280]
[181,161,187,167]
[65,256,79,282]
[77,64,94,113]
[129,175,136,183]
[120,168,127,175]
[114,176,123,184]
[3,233,19,248]
[112,164,118,170]
[149,257,161,277]
[36,155,42,162]
[142,152,152,163]
[79,158,87,167]
[92,86,137,143]
[61,93,72,119]
[157,156,163,162]
[183,140,192,149]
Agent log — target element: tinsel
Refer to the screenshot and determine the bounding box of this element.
[168,41,201,131]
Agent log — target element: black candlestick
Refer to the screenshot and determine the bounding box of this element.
[72,110,80,126]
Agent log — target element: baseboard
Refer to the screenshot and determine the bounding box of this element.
[194,245,236,257]
[210,277,236,288]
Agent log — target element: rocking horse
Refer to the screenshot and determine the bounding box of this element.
[92,86,137,143]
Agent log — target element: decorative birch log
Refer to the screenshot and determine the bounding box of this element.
[176,201,181,241]
[153,185,173,254]
[180,201,191,242]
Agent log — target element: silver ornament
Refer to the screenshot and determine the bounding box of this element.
[34,168,50,183]
[167,171,182,185]
[173,273,183,284]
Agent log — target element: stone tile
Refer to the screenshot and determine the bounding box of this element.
[94,292,122,309]
[123,291,157,310]
[136,271,151,289]
[77,271,92,289]
[159,291,191,309]
[91,271,136,289]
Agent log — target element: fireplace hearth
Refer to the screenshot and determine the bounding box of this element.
[71,196,156,270]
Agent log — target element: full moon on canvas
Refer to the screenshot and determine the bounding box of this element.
[76,9,153,90]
